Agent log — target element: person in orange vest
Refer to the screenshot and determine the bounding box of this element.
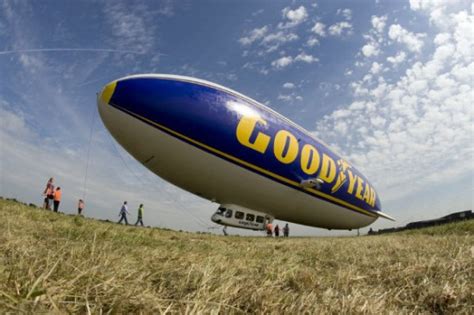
[78,199,85,215]
[266,222,273,237]
[43,177,55,210]
[53,187,62,212]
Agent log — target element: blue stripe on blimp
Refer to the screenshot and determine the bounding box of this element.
[108,77,381,217]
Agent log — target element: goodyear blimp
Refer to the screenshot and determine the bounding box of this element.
[98,74,394,232]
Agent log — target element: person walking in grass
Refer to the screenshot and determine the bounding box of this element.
[134,204,144,226]
[77,199,85,215]
[53,187,62,212]
[118,201,129,225]
[43,177,55,210]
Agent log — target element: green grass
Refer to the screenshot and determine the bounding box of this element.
[399,220,474,236]
[0,199,473,314]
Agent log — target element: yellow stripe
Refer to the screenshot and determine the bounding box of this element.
[100,81,117,104]
[113,103,377,218]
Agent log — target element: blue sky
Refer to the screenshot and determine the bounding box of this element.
[0,0,473,236]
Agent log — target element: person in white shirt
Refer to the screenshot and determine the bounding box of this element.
[118,201,129,225]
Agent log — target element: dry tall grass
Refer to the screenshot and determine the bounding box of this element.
[0,199,473,314]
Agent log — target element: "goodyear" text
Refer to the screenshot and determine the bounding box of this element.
[235,115,377,207]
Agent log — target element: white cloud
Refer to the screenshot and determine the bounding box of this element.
[387,51,407,65]
[388,24,426,53]
[371,15,387,33]
[238,6,323,64]
[369,62,383,74]
[0,102,29,138]
[18,53,44,72]
[104,2,158,54]
[337,8,352,21]
[328,21,353,36]
[240,27,298,56]
[252,9,264,17]
[279,6,308,29]
[311,22,326,36]
[272,56,293,69]
[277,94,292,101]
[409,0,468,28]
[362,42,380,57]
[259,68,269,75]
[313,5,474,203]
[226,73,238,81]
[271,52,318,69]
[262,31,298,44]
[278,93,303,102]
[294,52,318,63]
[306,37,320,46]
[283,82,295,89]
[239,26,268,45]
[154,0,175,16]
[433,32,451,45]
[284,6,308,23]
[359,15,389,60]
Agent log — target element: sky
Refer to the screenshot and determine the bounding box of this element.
[0,0,472,236]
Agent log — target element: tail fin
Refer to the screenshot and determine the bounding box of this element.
[374,211,396,221]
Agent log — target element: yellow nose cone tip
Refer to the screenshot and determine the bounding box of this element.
[100,81,117,104]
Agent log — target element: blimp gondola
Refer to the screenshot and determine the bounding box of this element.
[97,74,394,231]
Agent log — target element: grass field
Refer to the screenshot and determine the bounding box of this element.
[0,199,473,314]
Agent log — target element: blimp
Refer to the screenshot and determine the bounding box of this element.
[98,74,394,232]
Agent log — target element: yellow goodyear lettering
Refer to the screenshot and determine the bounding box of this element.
[236,116,271,154]
[331,159,351,193]
[362,183,371,203]
[300,144,321,175]
[355,177,365,200]
[273,130,299,164]
[235,116,379,209]
[369,188,376,207]
[319,154,336,183]
[346,170,357,194]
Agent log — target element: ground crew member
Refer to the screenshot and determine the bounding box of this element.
[78,199,85,215]
[43,177,54,210]
[118,201,129,225]
[274,224,280,237]
[266,222,273,237]
[53,187,62,212]
[134,204,144,226]
[283,223,289,237]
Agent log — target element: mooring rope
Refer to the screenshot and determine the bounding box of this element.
[81,104,97,200]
